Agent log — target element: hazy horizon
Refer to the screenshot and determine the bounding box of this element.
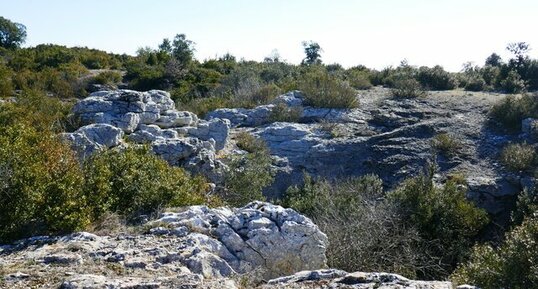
[3,0,538,71]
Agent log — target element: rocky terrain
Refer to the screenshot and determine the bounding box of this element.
[0,202,466,289]
[209,88,533,219]
[7,87,536,288]
[61,87,536,225]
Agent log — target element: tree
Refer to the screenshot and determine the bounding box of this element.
[507,42,530,68]
[171,34,195,64]
[301,41,322,65]
[0,16,27,49]
[485,53,502,67]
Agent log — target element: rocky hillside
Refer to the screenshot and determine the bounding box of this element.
[8,87,535,288]
[209,88,533,221]
[1,202,464,289]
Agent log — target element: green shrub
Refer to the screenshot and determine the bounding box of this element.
[389,170,489,279]
[0,63,13,97]
[92,70,122,85]
[283,175,429,278]
[500,143,536,172]
[391,78,426,98]
[501,70,527,93]
[179,96,231,118]
[269,102,303,123]
[84,146,210,218]
[0,124,89,242]
[464,76,486,91]
[298,71,358,109]
[223,147,274,207]
[416,65,457,90]
[452,216,538,289]
[235,131,267,153]
[489,93,538,130]
[229,83,282,109]
[432,133,461,156]
[346,69,373,90]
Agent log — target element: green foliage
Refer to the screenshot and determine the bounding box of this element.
[92,70,123,85]
[283,175,429,278]
[301,41,322,65]
[298,70,358,108]
[345,69,373,90]
[84,146,209,218]
[452,216,538,289]
[501,70,527,93]
[235,132,267,153]
[0,62,13,97]
[432,133,461,156]
[0,16,26,49]
[490,93,538,130]
[500,143,536,172]
[0,124,89,242]
[416,65,457,90]
[223,144,274,207]
[389,170,489,279]
[269,102,303,123]
[464,76,486,92]
[179,96,231,118]
[391,78,426,98]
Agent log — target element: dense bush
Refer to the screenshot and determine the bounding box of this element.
[391,78,426,98]
[389,170,489,279]
[223,140,274,207]
[298,70,358,108]
[500,143,536,172]
[0,124,89,242]
[0,63,13,97]
[283,175,427,278]
[269,102,303,123]
[345,69,372,90]
[416,65,457,90]
[92,70,123,85]
[84,146,210,218]
[490,93,538,130]
[501,70,527,93]
[464,76,486,92]
[452,216,538,288]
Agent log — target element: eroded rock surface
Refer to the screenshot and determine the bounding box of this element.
[214,88,528,220]
[62,89,230,182]
[0,202,327,288]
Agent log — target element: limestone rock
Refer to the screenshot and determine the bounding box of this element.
[264,270,453,289]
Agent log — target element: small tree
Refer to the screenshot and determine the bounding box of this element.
[485,53,502,67]
[0,16,26,49]
[172,33,195,64]
[301,41,322,65]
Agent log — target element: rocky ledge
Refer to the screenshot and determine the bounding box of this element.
[61,89,230,182]
[0,202,466,289]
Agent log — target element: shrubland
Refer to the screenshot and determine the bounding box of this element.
[284,168,489,280]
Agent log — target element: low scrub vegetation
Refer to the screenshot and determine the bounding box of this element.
[269,102,303,122]
[490,93,538,130]
[284,168,488,280]
[432,133,461,156]
[223,135,275,207]
[500,143,536,172]
[452,216,538,288]
[0,95,212,243]
[298,70,358,109]
[391,78,426,98]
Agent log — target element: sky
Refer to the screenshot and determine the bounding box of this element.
[2,0,538,71]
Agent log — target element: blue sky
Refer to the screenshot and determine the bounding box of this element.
[2,0,538,71]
